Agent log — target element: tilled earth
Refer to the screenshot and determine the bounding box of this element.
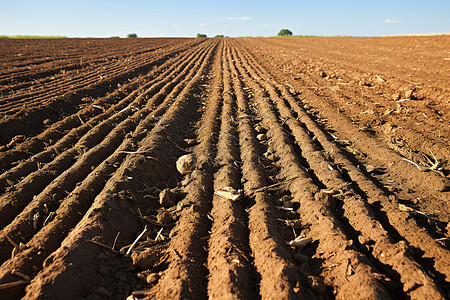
[0,36,449,299]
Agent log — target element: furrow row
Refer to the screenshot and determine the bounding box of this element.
[236,40,450,286]
[229,39,447,298]
[0,39,218,299]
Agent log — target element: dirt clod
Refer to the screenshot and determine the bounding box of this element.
[131,248,160,270]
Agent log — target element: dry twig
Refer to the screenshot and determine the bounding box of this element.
[402,158,421,170]
[0,280,28,290]
[112,232,120,251]
[86,240,119,254]
[126,226,148,255]
[252,176,299,193]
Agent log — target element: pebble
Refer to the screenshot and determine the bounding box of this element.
[176,154,196,175]
[256,133,267,141]
[146,273,160,285]
[391,92,400,101]
[404,89,414,99]
[293,253,309,264]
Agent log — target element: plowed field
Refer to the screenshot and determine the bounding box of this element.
[0,36,448,299]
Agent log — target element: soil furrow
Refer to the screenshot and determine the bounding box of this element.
[0,40,213,229]
[227,42,308,299]
[0,40,205,144]
[229,39,393,299]
[0,39,206,168]
[235,41,450,286]
[16,39,218,300]
[234,41,445,298]
[0,36,448,300]
[148,40,221,299]
[0,49,216,296]
[235,39,449,215]
[206,40,257,300]
[0,41,181,105]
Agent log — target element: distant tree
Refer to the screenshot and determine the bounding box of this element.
[127,33,138,38]
[196,33,207,38]
[278,29,293,37]
[215,35,224,38]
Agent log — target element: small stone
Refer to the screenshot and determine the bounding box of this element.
[391,92,400,101]
[307,276,327,295]
[43,119,52,125]
[293,253,309,264]
[131,248,160,270]
[159,188,176,207]
[256,133,267,141]
[146,273,160,285]
[365,165,376,173]
[404,89,414,99]
[176,154,196,175]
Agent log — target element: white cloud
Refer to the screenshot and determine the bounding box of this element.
[223,17,251,21]
[252,24,272,28]
[384,19,401,24]
[200,23,206,27]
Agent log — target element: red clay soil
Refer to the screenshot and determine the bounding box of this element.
[0,36,448,299]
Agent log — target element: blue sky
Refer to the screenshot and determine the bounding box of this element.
[0,0,449,37]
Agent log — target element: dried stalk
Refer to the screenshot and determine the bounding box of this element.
[126,226,148,255]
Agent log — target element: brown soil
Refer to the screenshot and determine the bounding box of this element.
[0,36,448,299]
